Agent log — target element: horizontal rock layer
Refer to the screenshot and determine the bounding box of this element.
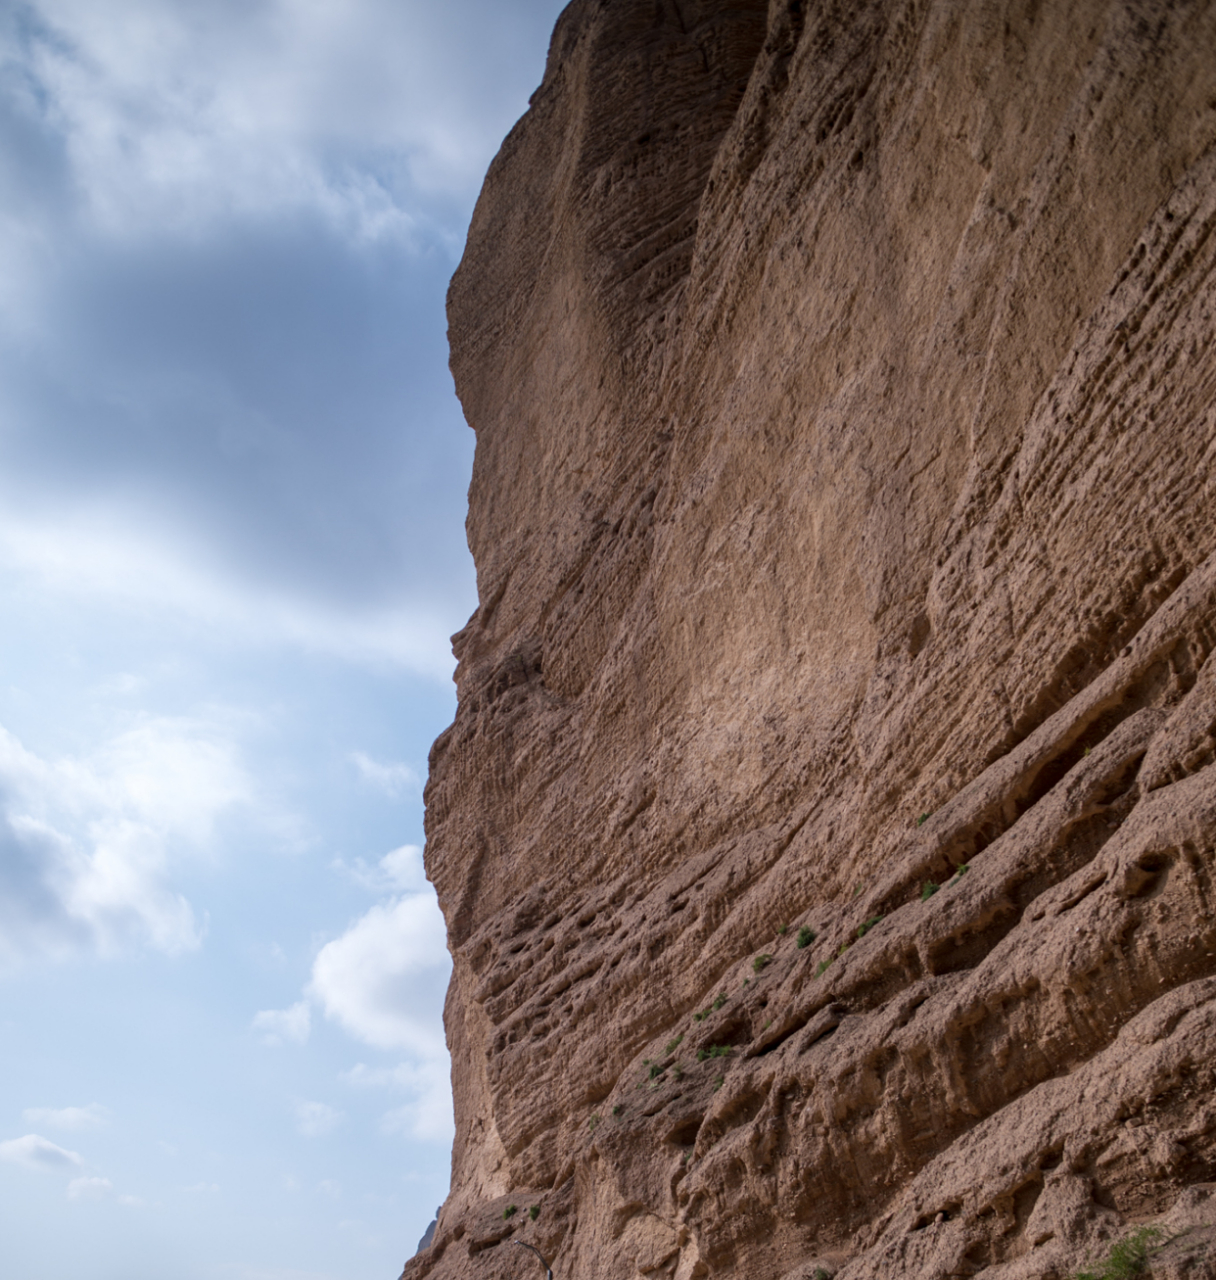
[407,1,1216,1278]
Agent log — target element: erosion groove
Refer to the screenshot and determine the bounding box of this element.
[407,2,1216,1279]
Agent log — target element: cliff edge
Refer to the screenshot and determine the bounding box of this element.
[409,2,1216,1278]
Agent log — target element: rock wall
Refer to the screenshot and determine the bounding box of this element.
[406,2,1216,1278]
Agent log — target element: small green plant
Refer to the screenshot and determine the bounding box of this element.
[693,1010,707,1022]
[917,812,931,826]
[612,1104,623,1117]
[649,1064,664,1079]
[764,1019,772,1030]
[753,953,773,974]
[664,1034,683,1054]
[815,959,832,977]
[503,1204,517,1219]
[948,862,970,885]
[1083,745,1092,756]
[812,1269,831,1280]
[713,1074,724,1091]
[697,1044,732,1061]
[778,925,788,935]
[588,1113,601,1132]
[857,915,883,938]
[796,926,816,949]
[1072,1226,1164,1280]
[837,940,850,956]
[713,993,728,1010]
[642,1058,651,1065]
[853,883,862,897]
[921,881,939,900]
[672,1063,683,1081]
[742,978,749,986]
[529,1206,540,1222]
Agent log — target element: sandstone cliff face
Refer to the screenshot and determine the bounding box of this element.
[408,3,1216,1278]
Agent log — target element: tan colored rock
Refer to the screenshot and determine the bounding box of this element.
[406,2,1216,1278]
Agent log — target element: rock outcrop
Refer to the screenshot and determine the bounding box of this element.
[407,2,1216,1278]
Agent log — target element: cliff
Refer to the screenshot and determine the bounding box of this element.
[408,2,1216,1278]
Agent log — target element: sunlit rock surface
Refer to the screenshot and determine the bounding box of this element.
[406,2,1216,1277]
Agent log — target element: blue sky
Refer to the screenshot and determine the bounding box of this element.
[0,1,565,1276]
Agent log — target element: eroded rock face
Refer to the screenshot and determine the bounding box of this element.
[406,2,1216,1278]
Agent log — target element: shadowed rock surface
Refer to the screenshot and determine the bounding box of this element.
[405,2,1216,1277]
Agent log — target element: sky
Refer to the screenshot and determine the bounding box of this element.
[0,2,565,1277]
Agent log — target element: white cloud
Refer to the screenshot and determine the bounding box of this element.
[350,753,420,798]
[253,1000,311,1047]
[344,1059,453,1145]
[0,1134,84,1172]
[334,844,427,895]
[0,713,250,965]
[309,891,449,1055]
[67,1175,112,1200]
[295,1101,342,1138]
[21,1104,109,1132]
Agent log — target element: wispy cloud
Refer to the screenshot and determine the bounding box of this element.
[332,843,427,894]
[21,1104,109,1131]
[67,1175,112,1200]
[252,1000,312,1047]
[295,1101,342,1138]
[0,512,461,679]
[350,753,420,797]
[0,1133,84,1172]
[344,1059,453,1145]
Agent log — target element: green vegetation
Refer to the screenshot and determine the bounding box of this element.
[649,1064,664,1079]
[812,1269,831,1280]
[697,1044,732,1061]
[503,1205,517,1219]
[857,915,883,938]
[1073,1226,1165,1280]
[665,1034,683,1055]
[778,924,788,935]
[588,1114,600,1132]
[764,1019,772,1030]
[530,1206,540,1222]
[917,812,931,826]
[694,1010,707,1022]
[815,959,832,977]
[921,881,939,900]
[612,1104,623,1117]
[713,1074,724,1091]
[753,953,773,974]
[672,1063,683,1081]
[796,926,816,949]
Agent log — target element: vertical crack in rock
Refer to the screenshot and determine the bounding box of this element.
[410,2,1216,1278]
